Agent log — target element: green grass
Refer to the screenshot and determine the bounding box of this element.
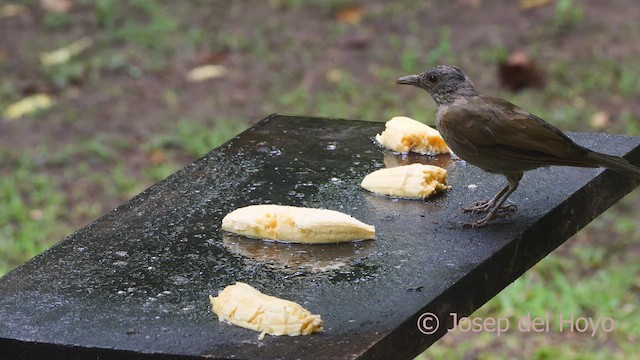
[0,116,246,277]
[554,0,584,32]
[173,119,248,157]
[42,11,72,30]
[148,118,248,158]
[143,118,248,182]
[94,0,179,52]
[0,153,66,275]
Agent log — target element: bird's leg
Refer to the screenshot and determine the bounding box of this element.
[462,184,511,213]
[463,173,522,228]
[463,181,518,214]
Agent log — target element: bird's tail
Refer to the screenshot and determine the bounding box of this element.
[586,151,640,180]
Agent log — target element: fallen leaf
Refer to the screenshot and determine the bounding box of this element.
[195,51,230,65]
[498,51,545,91]
[3,94,54,120]
[186,65,227,82]
[0,4,28,18]
[335,4,364,24]
[149,149,167,165]
[40,0,74,13]
[326,68,343,83]
[40,37,92,67]
[591,111,610,130]
[519,0,552,11]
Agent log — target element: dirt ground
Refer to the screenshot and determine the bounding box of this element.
[2,1,639,172]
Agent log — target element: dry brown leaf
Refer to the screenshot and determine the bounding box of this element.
[519,0,552,11]
[40,0,74,13]
[3,94,54,120]
[186,65,227,82]
[498,51,545,91]
[195,51,230,65]
[335,5,364,24]
[149,149,167,165]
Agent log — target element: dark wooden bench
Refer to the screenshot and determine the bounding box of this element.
[1,114,639,360]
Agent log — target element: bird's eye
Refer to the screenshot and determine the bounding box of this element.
[427,74,437,83]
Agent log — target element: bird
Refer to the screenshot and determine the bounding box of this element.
[396,65,640,228]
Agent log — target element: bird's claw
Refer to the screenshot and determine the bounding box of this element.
[460,206,516,228]
[459,220,488,228]
[462,200,493,213]
[462,200,517,214]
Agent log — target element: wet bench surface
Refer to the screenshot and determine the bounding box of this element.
[1,114,639,360]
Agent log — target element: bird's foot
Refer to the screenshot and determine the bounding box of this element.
[460,207,516,228]
[460,219,490,229]
[462,200,517,214]
[462,200,493,213]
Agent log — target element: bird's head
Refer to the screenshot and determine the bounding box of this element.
[396,65,477,105]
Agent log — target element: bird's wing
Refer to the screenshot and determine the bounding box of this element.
[441,96,579,159]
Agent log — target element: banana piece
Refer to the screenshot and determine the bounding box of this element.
[376,116,451,155]
[361,163,450,199]
[209,282,323,339]
[221,205,375,243]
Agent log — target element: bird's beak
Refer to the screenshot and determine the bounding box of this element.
[395,74,419,86]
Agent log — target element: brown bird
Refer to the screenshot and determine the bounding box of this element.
[396,65,640,228]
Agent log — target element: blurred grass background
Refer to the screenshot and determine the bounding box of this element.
[0,0,639,358]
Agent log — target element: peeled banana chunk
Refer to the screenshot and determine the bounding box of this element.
[210,282,323,339]
[221,205,375,243]
[361,163,450,199]
[375,116,451,155]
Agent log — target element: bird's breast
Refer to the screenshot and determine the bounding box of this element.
[435,105,449,128]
